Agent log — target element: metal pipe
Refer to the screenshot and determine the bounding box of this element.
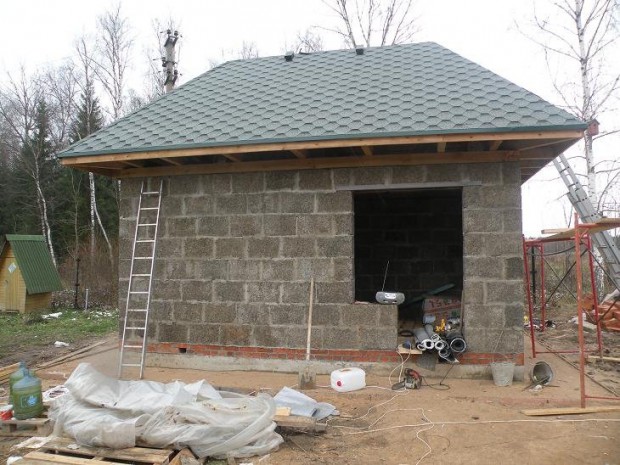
[413,327,434,350]
[450,337,467,354]
[434,339,446,351]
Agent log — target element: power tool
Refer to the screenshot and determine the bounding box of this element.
[391,368,422,390]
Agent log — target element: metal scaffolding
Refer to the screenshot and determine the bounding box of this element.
[523,214,620,407]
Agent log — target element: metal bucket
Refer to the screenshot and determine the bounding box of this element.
[490,361,515,387]
[530,361,553,386]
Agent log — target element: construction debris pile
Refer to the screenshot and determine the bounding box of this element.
[48,363,283,459]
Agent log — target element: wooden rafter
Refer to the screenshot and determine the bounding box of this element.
[489,140,503,151]
[361,146,373,157]
[59,129,584,167]
[437,142,446,152]
[161,157,182,166]
[291,149,307,159]
[121,160,143,168]
[223,154,242,162]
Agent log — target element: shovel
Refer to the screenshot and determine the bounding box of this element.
[298,278,316,389]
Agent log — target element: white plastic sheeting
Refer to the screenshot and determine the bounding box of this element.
[49,363,283,459]
[273,387,337,420]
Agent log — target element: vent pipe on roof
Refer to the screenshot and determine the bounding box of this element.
[355,47,364,55]
[284,51,294,62]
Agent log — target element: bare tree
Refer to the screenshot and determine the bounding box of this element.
[529,0,620,207]
[322,0,418,48]
[0,69,56,264]
[239,41,259,59]
[92,4,133,120]
[294,29,325,53]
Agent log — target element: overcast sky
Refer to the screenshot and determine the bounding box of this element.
[2,0,618,236]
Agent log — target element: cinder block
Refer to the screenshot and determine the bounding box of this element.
[184,196,214,215]
[462,187,481,209]
[465,304,505,328]
[297,215,333,236]
[197,216,230,236]
[168,175,200,195]
[236,303,269,324]
[332,169,352,187]
[204,303,237,323]
[479,185,520,208]
[312,304,341,326]
[359,327,397,349]
[333,214,353,235]
[463,210,503,233]
[281,282,311,304]
[465,163,501,185]
[333,258,353,281]
[161,196,183,217]
[268,304,307,325]
[214,281,245,302]
[209,174,232,194]
[322,327,359,349]
[152,280,182,301]
[264,215,297,236]
[298,170,333,191]
[247,237,280,258]
[316,282,353,304]
[485,233,522,256]
[284,326,307,347]
[464,256,503,279]
[247,282,281,303]
[149,300,174,322]
[189,325,221,344]
[261,259,295,281]
[504,303,525,329]
[504,257,523,280]
[462,280,484,305]
[195,260,229,280]
[119,178,141,197]
[266,171,297,191]
[166,218,197,237]
[316,192,352,213]
[184,237,215,258]
[247,194,280,214]
[501,162,521,185]
[215,195,247,214]
[390,165,427,184]
[281,237,315,257]
[351,167,390,185]
[502,208,522,233]
[485,280,523,305]
[251,325,280,347]
[463,233,486,256]
[221,325,252,345]
[229,259,261,280]
[230,215,263,236]
[158,323,189,343]
[427,164,464,182]
[157,238,183,259]
[341,305,378,326]
[232,172,265,193]
[173,301,204,322]
[296,258,334,280]
[280,193,315,213]
[316,236,353,258]
[181,280,212,302]
[215,238,245,258]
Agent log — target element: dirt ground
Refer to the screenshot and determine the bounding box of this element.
[0,332,615,465]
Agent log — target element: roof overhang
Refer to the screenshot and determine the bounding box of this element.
[60,129,584,184]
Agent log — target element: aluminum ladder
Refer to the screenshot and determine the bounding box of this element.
[553,154,620,290]
[118,178,163,379]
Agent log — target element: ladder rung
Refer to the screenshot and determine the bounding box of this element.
[136,239,155,243]
[142,191,160,195]
[134,257,153,260]
[127,309,148,312]
[131,273,152,277]
[125,326,147,330]
[122,345,142,349]
[138,223,157,226]
[129,291,149,294]
[121,363,142,367]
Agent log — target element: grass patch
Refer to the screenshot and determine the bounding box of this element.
[0,308,118,362]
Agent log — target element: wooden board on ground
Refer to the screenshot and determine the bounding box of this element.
[521,406,620,416]
[0,418,51,437]
[587,355,620,363]
[19,437,175,465]
[275,414,326,432]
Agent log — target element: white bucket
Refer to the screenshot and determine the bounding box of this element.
[490,361,515,387]
[330,367,366,392]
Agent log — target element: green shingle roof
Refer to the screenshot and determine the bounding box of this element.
[2,235,63,294]
[59,42,584,158]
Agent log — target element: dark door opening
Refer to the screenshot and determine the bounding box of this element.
[354,189,463,325]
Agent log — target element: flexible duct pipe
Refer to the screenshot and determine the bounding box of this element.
[424,324,440,341]
[434,339,446,351]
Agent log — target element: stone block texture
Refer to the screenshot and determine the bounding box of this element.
[118,162,524,356]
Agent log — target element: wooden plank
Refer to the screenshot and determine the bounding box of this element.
[24,452,121,465]
[115,150,515,179]
[41,438,173,464]
[336,181,482,191]
[36,340,110,369]
[0,362,20,377]
[122,160,143,168]
[59,129,584,166]
[168,449,199,465]
[291,149,306,159]
[275,415,326,432]
[360,146,373,156]
[160,157,182,166]
[521,406,620,416]
[488,140,503,151]
[1,418,48,427]
[587,355,620,363]
[275,406,292,416]
[437,142,446,152]
[223,154,241,162]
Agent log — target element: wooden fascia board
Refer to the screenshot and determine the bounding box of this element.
[59,129,584,166]
[361,146,373,156]
[116,150,516,178]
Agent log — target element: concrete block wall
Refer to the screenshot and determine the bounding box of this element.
[118,162,524,357]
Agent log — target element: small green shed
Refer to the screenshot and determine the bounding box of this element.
[0,235,63,313]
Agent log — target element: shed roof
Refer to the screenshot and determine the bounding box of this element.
[60,42,583,158]
[1,235,63,294]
